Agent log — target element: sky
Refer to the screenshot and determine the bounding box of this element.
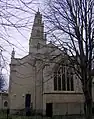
[1,0,94,90]
[0,0,46,89]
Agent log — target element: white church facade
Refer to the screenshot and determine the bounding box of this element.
[9,11,91,116]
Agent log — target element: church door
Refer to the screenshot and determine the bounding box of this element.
[25,94,31,116]
[46,103,53,117]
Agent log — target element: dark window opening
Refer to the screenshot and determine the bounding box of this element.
[37,19,41,24]
[36,30,40,36]
[37,43,40,49]
[67,76,70,91]
[54,76,57,90]
[71,76,74,91]
[58,76,61,90]
[62,74,66,90]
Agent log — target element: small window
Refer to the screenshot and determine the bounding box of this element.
[4,101,8,107]
[36,30,40,36]
[37,43,40,49]
[37,19,41,24]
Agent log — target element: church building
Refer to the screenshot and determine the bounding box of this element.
[9,11,86,116]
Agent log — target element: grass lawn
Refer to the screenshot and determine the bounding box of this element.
[0,112,30,119]
[0,112,94,119]
[0,115,31,119]
[0,114,85,119]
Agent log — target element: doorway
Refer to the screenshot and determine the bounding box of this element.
[25,94,31,116]
[46,103,53,117]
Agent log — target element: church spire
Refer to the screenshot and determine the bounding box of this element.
[29,11,46,53]
[11,48,15,59]
[38,8,39,12]
[34,9,42,25]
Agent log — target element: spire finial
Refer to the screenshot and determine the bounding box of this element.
[11,48,15,59]
[38,8,39,12]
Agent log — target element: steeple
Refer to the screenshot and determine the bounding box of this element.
[29,10,46,53]
[11,48,15,59]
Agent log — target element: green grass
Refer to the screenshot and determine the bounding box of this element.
[0,112,28,119]
[0,112,94,119]
[0,114,31,119]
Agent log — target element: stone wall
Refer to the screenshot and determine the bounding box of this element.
[43,93,84,115]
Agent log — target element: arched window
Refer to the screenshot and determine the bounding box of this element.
[37,19,41,24]
[37,43,40,49]
[4,101,8,107]
[36,29,41,36]
[54,65,74,91]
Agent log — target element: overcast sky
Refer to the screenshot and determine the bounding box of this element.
[0,0,46,89]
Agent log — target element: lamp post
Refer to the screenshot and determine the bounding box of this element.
[42,67,43,117]
[1,92,3,110]
[35,65,36,115]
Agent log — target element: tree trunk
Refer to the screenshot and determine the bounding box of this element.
[85,99,92,119]
[82,64,92,119]
[84,80,92,119]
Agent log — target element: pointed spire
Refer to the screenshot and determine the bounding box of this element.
[34,9,42,25]
[38,8,39,13]
[35,8,41,17]
[11,48,15,59]
[29,12,46,53]
[36,8,40,14]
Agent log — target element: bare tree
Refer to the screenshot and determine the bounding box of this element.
[0,0,38,54]
[0,0,39,89]
[44,0,94,119]
[0,74,6,91]
[0,50,6,91]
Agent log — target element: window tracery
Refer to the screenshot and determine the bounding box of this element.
[54,65,74,91]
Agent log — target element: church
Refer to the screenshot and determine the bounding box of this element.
[9,10,88,116]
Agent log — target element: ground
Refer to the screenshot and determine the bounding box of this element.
[0,112,94,119]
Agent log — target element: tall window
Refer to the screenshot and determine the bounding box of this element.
[37,19,41,24]
[36,29,40,36]
[54,65,74,91]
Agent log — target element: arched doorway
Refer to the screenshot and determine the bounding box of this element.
[25,94,31,116]
[4,101,8,108]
